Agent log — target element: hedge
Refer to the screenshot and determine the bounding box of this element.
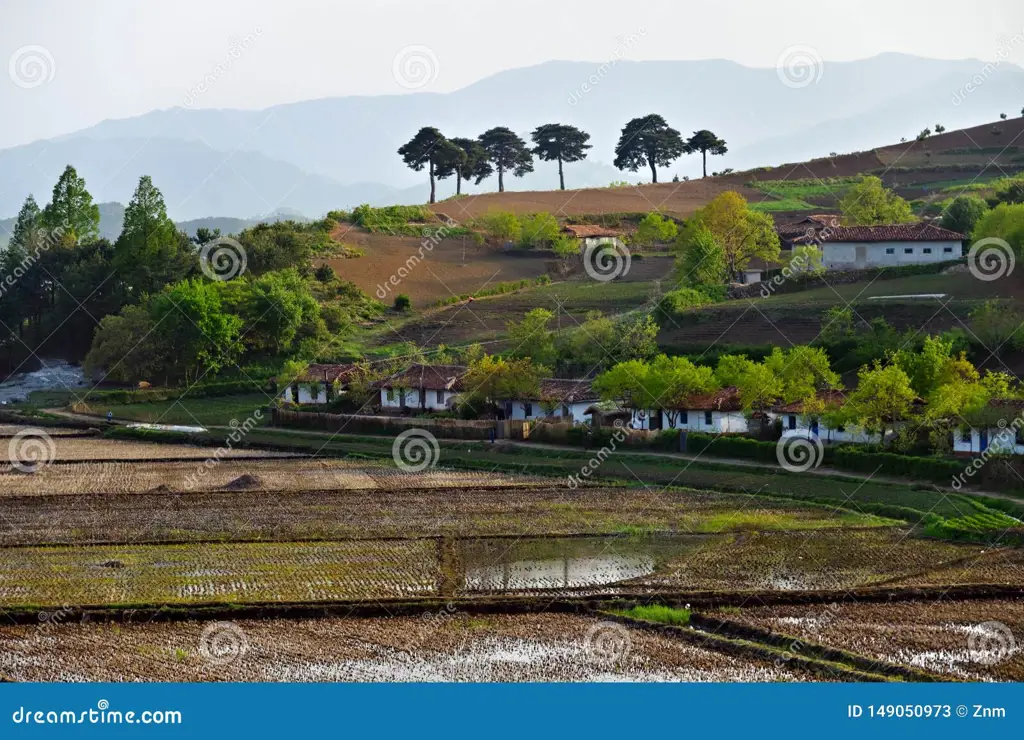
[77,379,274,405]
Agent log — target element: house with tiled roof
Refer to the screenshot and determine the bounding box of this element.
[953,398,1024,456]
[378,363,467,412]
[629,387,749,433]
[561,224,626,251]
[767,390,876,444]
[504,378,600,423]
[281,364,360,404]
[789,221,965,270]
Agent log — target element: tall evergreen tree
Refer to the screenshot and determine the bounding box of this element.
[114,176,195,297]
[682,130,728,179]
[530,124,591,190]
[445,137,493,195]
[40,165,100,243]
[398,127,460,204]
[613,114,684,184]
[478,127,534,192]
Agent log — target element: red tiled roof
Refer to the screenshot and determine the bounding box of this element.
[563,224,623,238]
[673,386,743,412]
[816,222,965,243]
[379,363,467,391]
[296,364,360,384]
[537,378,599,403]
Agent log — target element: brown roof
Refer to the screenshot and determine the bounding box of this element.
[296,364,360,384]
[810,222,965,244]
[775,214,841,238]
[563,224,623,238]
[380,363,467,391]
[537,378,599,403]
[773,390,848,414]
[674,386,743,412]
[988,398,1024,410]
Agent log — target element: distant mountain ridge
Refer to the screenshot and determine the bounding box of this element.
[1,53,1022,221]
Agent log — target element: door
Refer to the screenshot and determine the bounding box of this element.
[980,428,989,453]
[854,245,867,268]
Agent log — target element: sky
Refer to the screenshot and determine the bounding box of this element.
[2,0,1024,150]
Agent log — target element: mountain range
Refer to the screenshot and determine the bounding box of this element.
[1,53,1022,222]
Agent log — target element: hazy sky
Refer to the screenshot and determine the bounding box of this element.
[3,0,1024,149]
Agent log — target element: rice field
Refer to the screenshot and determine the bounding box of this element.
[6,435,287,463]
[0,614,823,682]
[733,600,1024,681]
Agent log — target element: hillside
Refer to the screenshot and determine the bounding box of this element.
[2,54,1022,220]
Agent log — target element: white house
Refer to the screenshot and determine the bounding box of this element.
[629,387,749,434]
[562,224,627,251]
[953,399,1024,455]
[378,364,465,412]
[504,379,599,423]
[768,391,875,444]
[811,223,964,270]
[281,364,357,405]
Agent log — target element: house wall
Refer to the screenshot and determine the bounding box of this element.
[283,386,327,405]
[630,409,748,434]
[823,241,961,270]
[509,400,591,423]
[954,427,1024,455]
[768,412,874,444]
[741,269,763,285]
[582,236,626,250]
[380,387,456,411]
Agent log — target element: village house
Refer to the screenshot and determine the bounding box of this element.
[953,399,1024,455]
[787,221,964,270]
[561,224,627,251]
[767,390,875,444]
[378,363,465,412]
[628,387,749,433]
[504,378,599,423]
[281,364,358,405]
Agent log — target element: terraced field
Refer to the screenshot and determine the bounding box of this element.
[0,613,824,683]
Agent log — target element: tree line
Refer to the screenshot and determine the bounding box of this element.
[399,115,728,202]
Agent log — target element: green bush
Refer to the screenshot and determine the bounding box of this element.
[394,294,412,311]
[656,288,713,320]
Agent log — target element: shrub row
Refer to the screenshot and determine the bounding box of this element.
[80,379,274,405]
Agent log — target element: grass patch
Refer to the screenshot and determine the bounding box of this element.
[618,604,692,626]
[104,394,272,427]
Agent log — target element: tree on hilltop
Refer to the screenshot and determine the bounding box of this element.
[613,114,683,184]
[41,165,100,244]
[478,127,534,192]
[445,137,493,196]
[398,127,460,204]
[682,130,728,179]
[530,123,591,191]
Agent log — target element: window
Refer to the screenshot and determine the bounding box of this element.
[387,389,395,402]
[788,415,797,430]
[836,425,846,433]
[961,428,972,443]
[923,247,932,254]
[904,247,913,254]
[563,404,571,418]
[704,410,713,425]
[680,411,688,424]
[523,402,533,417]
[885,247,895,255]
[436,390,444,404]
[943,247,953,254]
